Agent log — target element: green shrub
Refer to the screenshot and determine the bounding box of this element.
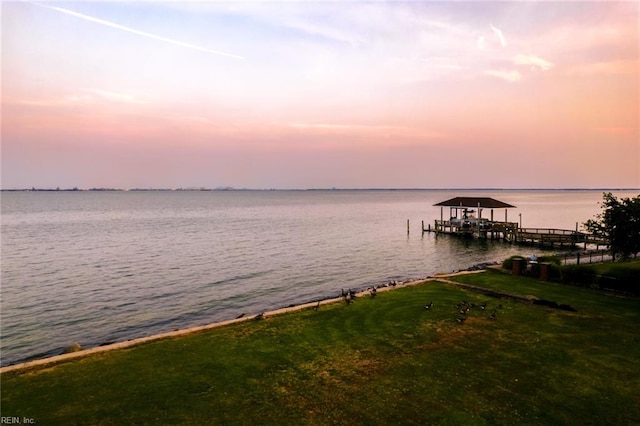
[560,264,597,286]
[538,255,562,266]
[594,262,640,294]
[557,261,640,294]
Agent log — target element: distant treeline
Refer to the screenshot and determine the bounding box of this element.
[1,187,240,192]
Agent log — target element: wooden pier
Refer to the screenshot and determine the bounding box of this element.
[515,228,609,248]
[422,196,609,249]
[427,219,519,241]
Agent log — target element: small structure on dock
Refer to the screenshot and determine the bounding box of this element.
[430,197,518,240]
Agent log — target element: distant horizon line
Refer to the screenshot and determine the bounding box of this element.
[2,187,639,192]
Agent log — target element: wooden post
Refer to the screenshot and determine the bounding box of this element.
[421,220,424,233]
[407,219,410,235]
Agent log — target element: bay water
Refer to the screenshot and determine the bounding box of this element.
[1,189,636,366]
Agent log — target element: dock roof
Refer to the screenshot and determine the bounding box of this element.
[434,197,515,209]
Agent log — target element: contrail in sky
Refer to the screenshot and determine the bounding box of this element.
[31,2,244,59]
[490,24,507,47]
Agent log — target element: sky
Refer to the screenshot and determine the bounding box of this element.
[2,1,639,189]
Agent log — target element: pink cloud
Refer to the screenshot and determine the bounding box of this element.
[484,69,522,83]
[514,54,554,71]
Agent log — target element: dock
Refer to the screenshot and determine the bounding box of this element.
[422,196,609,249]
[515,228,608,248]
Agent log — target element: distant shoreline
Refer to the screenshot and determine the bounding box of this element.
[2,187,638,193]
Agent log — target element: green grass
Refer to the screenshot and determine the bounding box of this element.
[2,270,640,425]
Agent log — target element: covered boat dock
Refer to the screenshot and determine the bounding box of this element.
[429,197,518,241]
[425,196,607,248]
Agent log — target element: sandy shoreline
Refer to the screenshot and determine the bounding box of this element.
[0,270,486,374]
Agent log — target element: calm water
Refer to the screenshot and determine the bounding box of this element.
[1,189,636,366]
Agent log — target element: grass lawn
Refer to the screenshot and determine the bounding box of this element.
[2,269,640,425]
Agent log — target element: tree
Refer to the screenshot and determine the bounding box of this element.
[584,192,640,259]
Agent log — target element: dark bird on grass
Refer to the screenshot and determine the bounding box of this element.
[460,307,470,315]
[236,313,246,319]
[425,301,433,310]
[456,317,467,323]
[480,302,487,310]
[255,312,265,320]
[489,310,497,320]
[457,301,470,309]
[369,287,377,297]
[313,301,320,311]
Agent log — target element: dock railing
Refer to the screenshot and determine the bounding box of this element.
[560,249,613,265]
[518,228,583,236]
[516,228,587,244]
[516,228,609,248]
